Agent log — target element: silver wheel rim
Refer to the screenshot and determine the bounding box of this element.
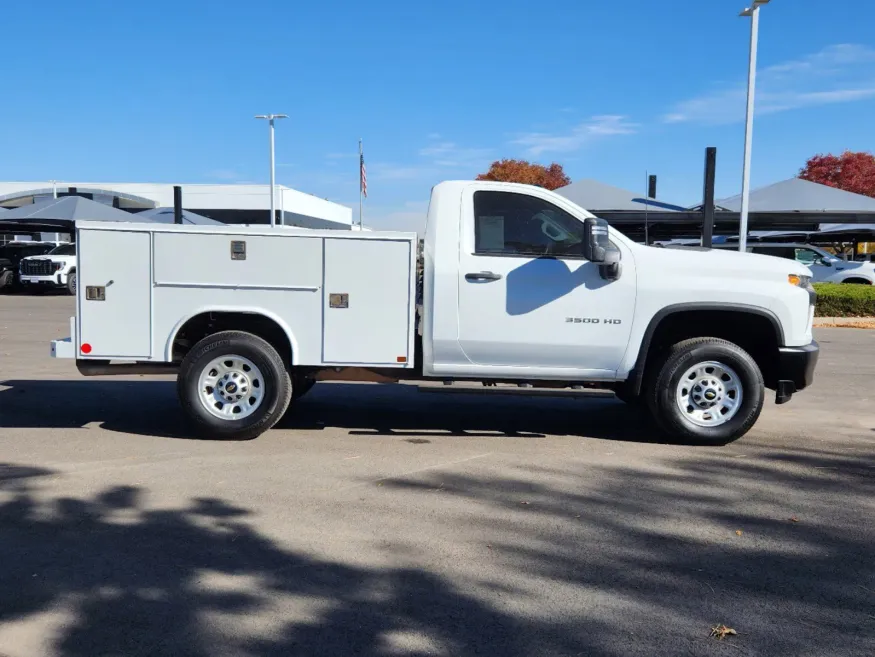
[70,275,76,293]
[197,354,265,421]
[675,360,743,428]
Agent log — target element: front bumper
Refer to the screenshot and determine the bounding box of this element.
[21,273,65,287]
[775,341,819,404]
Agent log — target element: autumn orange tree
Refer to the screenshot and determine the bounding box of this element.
[476,159,571,190]
[799,151,875,198]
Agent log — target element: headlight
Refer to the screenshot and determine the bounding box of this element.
[52,261,64,271]
[788,274,812,287]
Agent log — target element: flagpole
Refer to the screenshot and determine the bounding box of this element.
[358,138,364,228]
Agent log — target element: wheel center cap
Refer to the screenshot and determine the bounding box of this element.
[218,372,251,402]
[704,389,717,400]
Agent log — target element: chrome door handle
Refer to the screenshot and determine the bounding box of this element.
[465,271,502,282]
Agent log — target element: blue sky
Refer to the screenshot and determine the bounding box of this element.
[1,0,873,231]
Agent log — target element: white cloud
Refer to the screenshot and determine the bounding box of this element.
[417,141,493,168]
[512,115,639,156]
[370,164,435,181]
[663,44,875,124]
[370,137,493,182]
[205,169,246,181]
[366,201,429,233]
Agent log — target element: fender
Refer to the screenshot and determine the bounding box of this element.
[626,302,785,396]
[164,305,301,364]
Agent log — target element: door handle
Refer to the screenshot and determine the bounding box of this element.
[465,271,502,282]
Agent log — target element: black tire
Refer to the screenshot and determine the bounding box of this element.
[177,331,292,440]
[841,278,871,285]
[645,338,764,446]
[66,271,77,296]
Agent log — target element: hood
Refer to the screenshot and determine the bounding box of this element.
[22,253,76,262]
[831,260,875,274]
[642,244,810,277]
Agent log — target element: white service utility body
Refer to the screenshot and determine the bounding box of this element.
[52,181,819,443]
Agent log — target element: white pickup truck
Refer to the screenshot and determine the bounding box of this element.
[20,242,78,294]
[716,242,875,285]
[51,181,819,444]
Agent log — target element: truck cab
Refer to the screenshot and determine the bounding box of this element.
[51,181,819,445]
[422,181,815,388]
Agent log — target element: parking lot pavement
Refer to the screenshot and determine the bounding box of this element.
[1,295,873,657]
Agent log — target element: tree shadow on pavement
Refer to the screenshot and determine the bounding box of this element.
[2,442,874,656]
[378,445,875,657]
[0,380,667,444]
[0,462,609,657]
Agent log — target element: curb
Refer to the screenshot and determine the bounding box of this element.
[814,317,875,329]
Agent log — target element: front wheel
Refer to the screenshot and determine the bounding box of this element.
[646,338,764,445]
[177,331,292,440]
[66,271,77,296]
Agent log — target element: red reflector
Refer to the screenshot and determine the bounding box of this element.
[80,343,92,354]
[396,356,407,363]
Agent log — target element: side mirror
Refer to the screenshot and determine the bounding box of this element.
[817,258,832,267]
[584,217,622,281]
[583,217,610,263]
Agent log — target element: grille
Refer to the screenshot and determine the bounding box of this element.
[21,259,55,276]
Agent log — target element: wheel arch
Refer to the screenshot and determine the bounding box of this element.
[165,307,300,366]
[627,303,784,395]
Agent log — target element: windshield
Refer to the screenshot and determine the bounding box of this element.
[803,247,840,263]
[49,243,76,256]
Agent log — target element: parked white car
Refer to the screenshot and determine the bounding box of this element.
[19,242,77,295]
[716,243,875,285]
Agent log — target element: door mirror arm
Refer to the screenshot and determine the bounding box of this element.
[599,249,622,281]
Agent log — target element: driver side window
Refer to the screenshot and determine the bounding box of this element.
[794,249,818,266]
[473,191,585,258]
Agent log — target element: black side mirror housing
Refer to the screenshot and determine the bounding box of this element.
[584,217,622,280]
[583,217,608,263]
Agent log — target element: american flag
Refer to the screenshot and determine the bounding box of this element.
[360,150,368,198]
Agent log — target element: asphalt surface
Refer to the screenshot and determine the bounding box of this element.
[0,294,873,657]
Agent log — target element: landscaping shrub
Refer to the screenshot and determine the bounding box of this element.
[814,283,875,317]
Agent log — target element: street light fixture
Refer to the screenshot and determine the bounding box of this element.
[255,114,288,227]
[737,0,770,252]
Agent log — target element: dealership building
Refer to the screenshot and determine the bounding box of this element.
[0,181,353,230]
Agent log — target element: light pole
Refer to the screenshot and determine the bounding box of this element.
[255,114,288,227]
[737,0,770,252]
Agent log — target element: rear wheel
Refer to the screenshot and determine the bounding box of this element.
[66,271,77,296]
[178,331,292,440]
[841,277,871,285]
[646,338,764,445]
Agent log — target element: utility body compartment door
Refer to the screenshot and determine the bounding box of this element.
[454,187,636,377]
[322,238,413,365]
[78,228,152,358]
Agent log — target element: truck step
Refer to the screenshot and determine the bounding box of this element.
[416,384,615,399]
